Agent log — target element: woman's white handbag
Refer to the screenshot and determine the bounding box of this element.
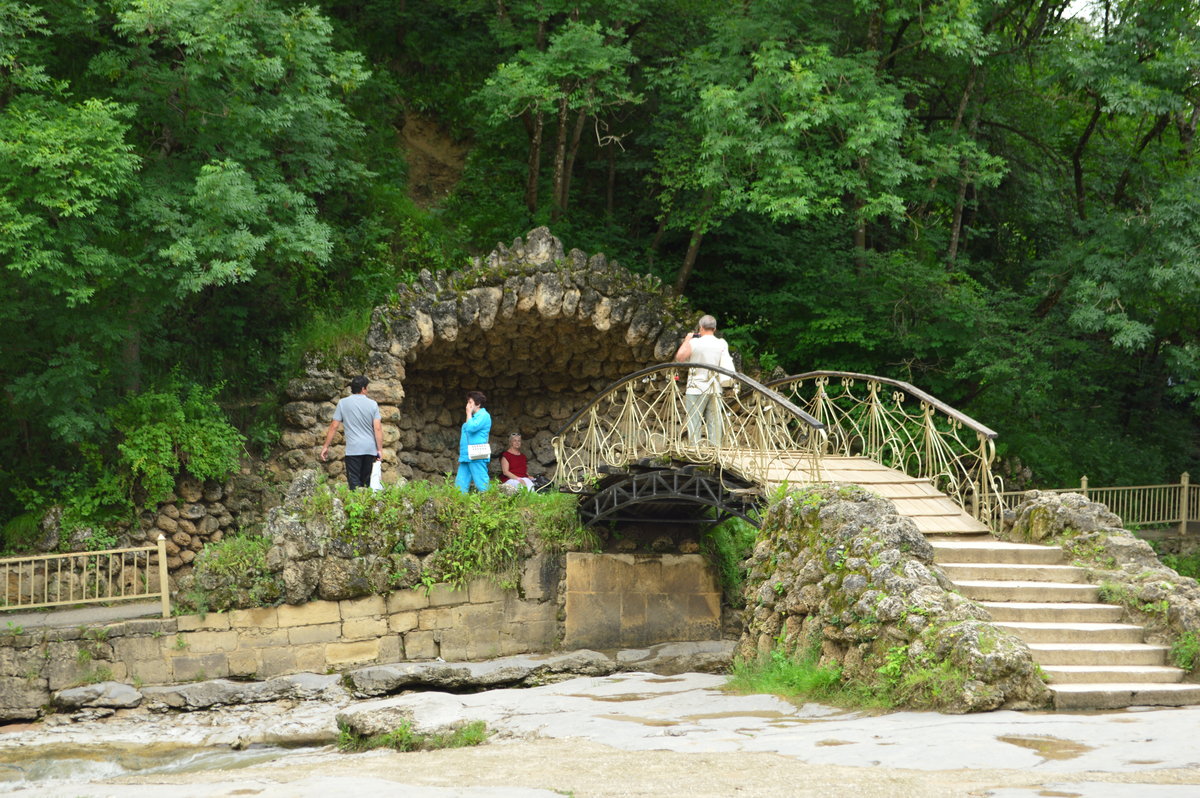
[467,443,491,460]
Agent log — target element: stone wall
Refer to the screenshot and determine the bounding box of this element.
[279,228,696,484]
[0,577,556,721]
[134,470,281,571]
[563,553,722,649]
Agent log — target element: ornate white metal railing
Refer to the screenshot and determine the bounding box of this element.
[552,363,827,491]
[767,371,1002,522]
[0,536,170,618]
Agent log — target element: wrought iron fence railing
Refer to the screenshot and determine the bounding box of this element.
[766,371,1002,523]
[1000,473,1196,535]
[0,536,170,618]
[552,363,826,492]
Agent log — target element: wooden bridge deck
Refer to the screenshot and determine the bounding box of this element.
[723,452,990,536]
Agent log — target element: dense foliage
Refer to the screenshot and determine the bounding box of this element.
[2,0,1198,534]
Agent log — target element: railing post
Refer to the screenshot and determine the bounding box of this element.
[1080,475,1088,498]
[1181,472,1191,538]
[157,534,170,619]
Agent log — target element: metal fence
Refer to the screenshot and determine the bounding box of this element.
[1000,473,1195,535]
[0,535,170,618]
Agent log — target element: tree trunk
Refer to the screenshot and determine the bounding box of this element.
[523,110,544,213]
[605,143,616,216]
[550,95,570,222]
[122,306,143,394]
[1072,98,1103,221]
[946,175,971,264]
[1112,114,1170,207]
[560,106,588,212]
[673,193,712,295]
[647,212,669,268]
[947,100,983,264]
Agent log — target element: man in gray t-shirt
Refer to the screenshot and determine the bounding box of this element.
[320,376,383,489]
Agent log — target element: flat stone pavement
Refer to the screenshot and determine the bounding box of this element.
[1,601,162,630]
[4,672,1200,797]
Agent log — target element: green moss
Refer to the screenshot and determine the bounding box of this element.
[337,720,489,753]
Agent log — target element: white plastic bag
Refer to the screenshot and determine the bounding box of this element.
[369,459,383,491]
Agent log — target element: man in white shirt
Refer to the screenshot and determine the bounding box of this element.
[674,315,735,448]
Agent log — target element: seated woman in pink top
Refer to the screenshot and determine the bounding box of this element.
[499,433,535,490]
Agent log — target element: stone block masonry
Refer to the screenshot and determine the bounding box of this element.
[0,576,558,722]
[563,553,721,649]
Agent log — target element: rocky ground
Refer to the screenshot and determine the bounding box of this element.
[3,665,1200,797]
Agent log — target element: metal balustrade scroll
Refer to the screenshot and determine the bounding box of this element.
[552,363,827,492]
[766,371,1003,522]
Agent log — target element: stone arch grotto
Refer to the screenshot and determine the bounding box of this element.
[279,228,699,484]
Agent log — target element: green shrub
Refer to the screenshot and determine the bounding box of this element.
[1160,552,1200,580]
[701,517,758,606]
[185,532,281,612]
[422,483,594,589]
[16,376,246,546]
[110,377,246,506]
[1171,631,1200,671]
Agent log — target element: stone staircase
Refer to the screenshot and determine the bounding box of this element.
[930,537,1200,710]
[757,455,1200,710]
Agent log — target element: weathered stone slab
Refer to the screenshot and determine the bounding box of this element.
[53,681,142,709]
[346,650,615,697]
[615,641,736,675]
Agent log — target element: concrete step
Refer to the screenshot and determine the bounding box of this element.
[909,515,991,534]
[940,562,1090,583]
[995,621,1144,644]
[1028,642,1168,666]
[1050,682,1200,710]
[980,601,1124,623]
[930,539,1064,565]
[1043,665,1185,685]
[955,580,1100,603]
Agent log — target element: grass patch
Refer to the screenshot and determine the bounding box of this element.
[727,637,890,710]
[337,720,489,753]
[284,307,373,373]
[0,511,43,554]
[74,666,113,686]
[876,644,970,708]
[730,633,983,712]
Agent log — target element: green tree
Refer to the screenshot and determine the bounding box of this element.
[1,0,369,521]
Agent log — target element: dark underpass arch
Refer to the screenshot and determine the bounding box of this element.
[575,464,762,530]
